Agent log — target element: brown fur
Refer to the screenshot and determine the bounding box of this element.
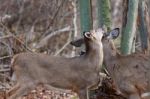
[7,29,104,99]
[71,33,150,99]
[102,39,150,99]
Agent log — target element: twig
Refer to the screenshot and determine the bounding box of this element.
[37,26,72,49]
[0,65,9,68]
[0,56,12,60]
[54,41,70,56]
[0,73,11,80]
[0,35,13,40]
[12,35,33,52]
[0,68,10,72]
[0,41,14,56]
[46,0,67,31]
[54,30,73,56]
[15,1,25,33]
[0,81,7,88]
[0,23,33,52]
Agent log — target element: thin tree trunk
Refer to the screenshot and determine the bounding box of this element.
[94,0,112,97]
[97,0,112,30]
[78,0,93,34]
[138,0,149,53]
[71,0,78,57]
[78,0,93,62]
[96,0,111,72]
[121,0,139,55]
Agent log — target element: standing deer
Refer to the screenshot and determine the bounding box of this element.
[7,28,105,99]
[71,28,150,99]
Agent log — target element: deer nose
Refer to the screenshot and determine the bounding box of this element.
[97,28,104,37]
[90,30,95,35]
[97,28,104,34]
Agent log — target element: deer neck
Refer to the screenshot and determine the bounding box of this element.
[84,42,103,71]
[103,41,118,73]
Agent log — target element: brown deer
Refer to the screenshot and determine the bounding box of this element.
[71,28,150,99]
[7,28,105,99]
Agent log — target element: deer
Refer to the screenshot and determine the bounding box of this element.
[70,28,150,99]
[6,28,105,99]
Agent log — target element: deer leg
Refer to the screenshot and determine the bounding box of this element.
[120,82,141,99]
[78,88,89,99]
[6,82,20,98]
[8,82,36,99]
[129,93,141,99]
[8,86,27,99]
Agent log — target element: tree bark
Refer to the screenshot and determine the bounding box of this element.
[121,0,139,55]
[79,0,93,34]
[97,0,112,30]
[138,0,149,53]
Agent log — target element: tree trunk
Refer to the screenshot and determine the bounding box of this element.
[78,0,93,34]
[138,0,149,53]
[121,0,139,55]
[97,0,112,30]
[96,0,112,73]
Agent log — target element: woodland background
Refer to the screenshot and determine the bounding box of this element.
[0,0,150,99]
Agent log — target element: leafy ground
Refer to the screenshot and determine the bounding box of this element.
[0,77,126,99]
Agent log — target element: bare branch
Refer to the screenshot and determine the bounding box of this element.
[0,35,13,40]
[0,24,33,52]
[0,56,12,60]
[36,26,72,49]
[0,68,10,72]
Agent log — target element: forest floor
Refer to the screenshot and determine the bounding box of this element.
[0,77,126,99]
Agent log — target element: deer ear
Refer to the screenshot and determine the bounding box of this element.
[108,28,120,39]
[84,32,91,39]
[70,38,84,47]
